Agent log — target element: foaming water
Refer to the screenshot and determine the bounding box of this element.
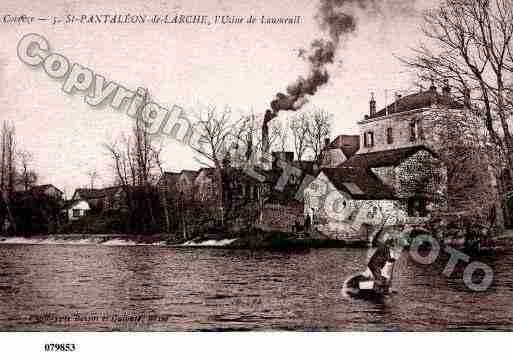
[0,242,512,331]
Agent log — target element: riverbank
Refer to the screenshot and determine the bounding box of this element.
[0,229,368,248]
[0,229,511,250]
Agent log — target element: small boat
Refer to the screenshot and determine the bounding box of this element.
[342,261,396,298]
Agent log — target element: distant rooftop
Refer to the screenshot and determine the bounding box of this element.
[369,86,464,120]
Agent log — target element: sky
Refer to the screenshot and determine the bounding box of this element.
[0,0,439,197]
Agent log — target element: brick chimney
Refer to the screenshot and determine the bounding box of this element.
[369,92,376,117]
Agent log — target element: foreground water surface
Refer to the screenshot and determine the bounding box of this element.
[0,242,512,331]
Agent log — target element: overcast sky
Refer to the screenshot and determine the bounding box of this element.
[0,0,439,196]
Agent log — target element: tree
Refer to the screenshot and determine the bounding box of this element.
[190,104,236,225]
[152,141,171,233]
[0,121,17,233]
[104,88,161,233]
[305,108,332,163]
[290,113,310,161]
[17,149,37,191]
[85,168,99,189]
[402,0,513,184]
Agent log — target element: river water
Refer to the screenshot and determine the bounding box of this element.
[0,242,512,331]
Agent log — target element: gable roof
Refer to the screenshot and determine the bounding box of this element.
[327,135,360,159]
[372,87,463,119]
[73,186,121,200]
[343,146,438,169]
[321,166,395,200]
[31,184,63,194]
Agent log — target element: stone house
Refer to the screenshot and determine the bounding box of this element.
[342,146,447,216]
[303,166,404,240]
[357,84,503,228]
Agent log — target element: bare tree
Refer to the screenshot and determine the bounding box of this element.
[402,0,513,183]
[17,149,37,191]
[0,122,16,233]
[152,142,171,233]
[190,104,236,224]
[85,168,99,189]
[290,113,310,161]
[232,110,262,165]
[305,109,332,163]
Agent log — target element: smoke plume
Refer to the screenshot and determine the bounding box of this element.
[267,0,380,119]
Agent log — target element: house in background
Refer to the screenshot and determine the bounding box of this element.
[157,171,180,193]
[71,186,125,212]
[194,168,219,203]
[319,135,360,168]
[177,170,198,200]
[29,184,63,201]
[63,199,91,221]
[157,169,198,201]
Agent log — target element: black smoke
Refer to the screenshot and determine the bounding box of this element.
[268,0,380,115]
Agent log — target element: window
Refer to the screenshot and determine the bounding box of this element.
[418,120,424,140]
[363,131,374,148]
[410,121,417,142]
[410,119,424,142]
[72,209,81,218]
[386,127,393,144]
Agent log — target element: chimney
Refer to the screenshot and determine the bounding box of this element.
[369,92,376,117]
[464,88,471,108]
[442,79,450,97]
[324,137,330,149]
[394,92,401,113]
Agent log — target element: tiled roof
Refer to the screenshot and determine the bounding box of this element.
[321,166,395,200]
[372,88,463,118]
[327,135,360,159]
[342,146,438,168]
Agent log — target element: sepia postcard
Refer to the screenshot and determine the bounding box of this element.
[1,0,513,352]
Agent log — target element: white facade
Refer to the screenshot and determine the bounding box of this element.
[303,172,409,231]
[66,200,91,221]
